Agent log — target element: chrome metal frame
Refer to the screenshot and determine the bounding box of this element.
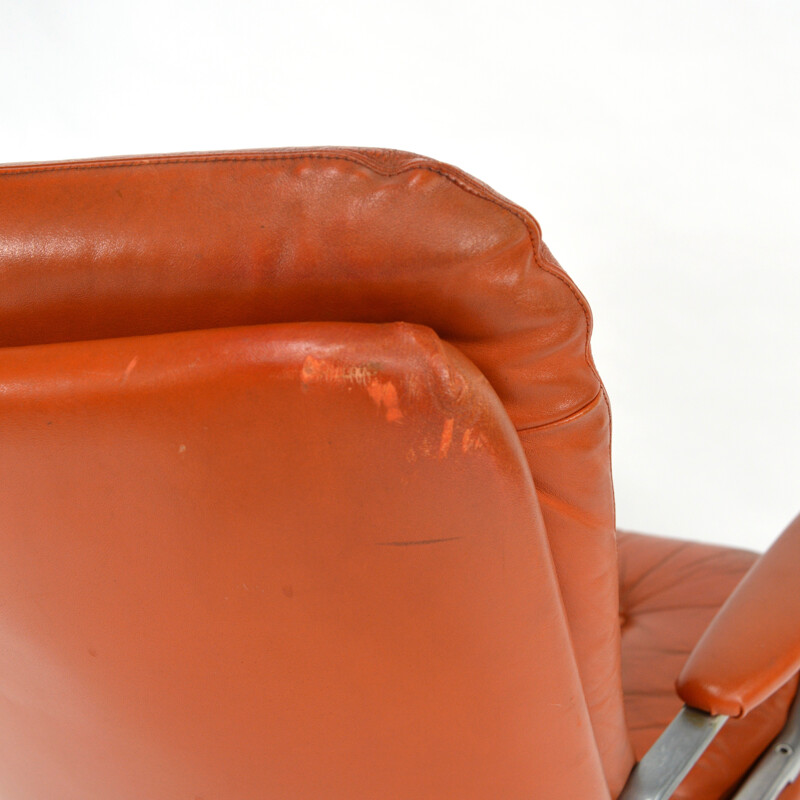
[618,693,800,800]
[732,691,800,800]
[618,706,728,800]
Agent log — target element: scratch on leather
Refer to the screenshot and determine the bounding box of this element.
[375,536,463,547]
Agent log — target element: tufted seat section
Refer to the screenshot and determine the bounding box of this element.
[619,531,800,799]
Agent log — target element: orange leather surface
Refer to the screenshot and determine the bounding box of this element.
[677,513,800,719]
[780,780,800,800]
[5,147,795,798]
[0,147,633,791]
[619,531,800,800]
[0,322,610,800]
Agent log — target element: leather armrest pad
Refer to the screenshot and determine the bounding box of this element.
[677,513,800,717]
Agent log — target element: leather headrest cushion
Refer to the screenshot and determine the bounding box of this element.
[0,147,598,430]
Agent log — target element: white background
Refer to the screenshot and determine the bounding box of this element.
[2,0,798,551]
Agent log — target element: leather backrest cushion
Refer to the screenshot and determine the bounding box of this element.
[0,321,611,800]
[0,147,632,790]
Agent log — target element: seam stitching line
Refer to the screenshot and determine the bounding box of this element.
[515,388,604,434]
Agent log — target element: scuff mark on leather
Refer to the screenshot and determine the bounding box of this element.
[461,426,488,453]
[300,354,403,422]
[438,418,454,457]
[121,356,138,383]
[366,378,403,422]
[301,355,377,387]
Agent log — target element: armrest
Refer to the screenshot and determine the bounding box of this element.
[677,512,800,718]
[621,513,800,800]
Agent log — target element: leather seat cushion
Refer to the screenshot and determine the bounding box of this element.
[618,531,799,799]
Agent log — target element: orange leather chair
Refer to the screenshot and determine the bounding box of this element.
[0,148,797,800]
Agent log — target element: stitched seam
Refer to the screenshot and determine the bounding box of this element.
[620,542,694,599]
[0,148,606,429]
[515,388,603,434]
[0,151,405,177]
